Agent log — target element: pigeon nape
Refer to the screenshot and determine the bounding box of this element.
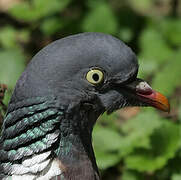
[0,32,170,180]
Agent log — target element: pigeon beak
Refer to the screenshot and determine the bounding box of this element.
[125,79,170,112]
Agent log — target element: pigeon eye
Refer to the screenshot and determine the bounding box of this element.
[86,69,104,85]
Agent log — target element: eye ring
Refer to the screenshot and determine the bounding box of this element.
[86,69,104,85]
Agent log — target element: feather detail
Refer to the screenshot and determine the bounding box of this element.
[22,151,51,167]
[37,159,62,180]
[0,97,64,179]
[9,159,63,180]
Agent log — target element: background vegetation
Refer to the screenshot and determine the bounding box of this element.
[0,0,181,179]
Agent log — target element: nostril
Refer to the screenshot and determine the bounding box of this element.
[136,81,153,95]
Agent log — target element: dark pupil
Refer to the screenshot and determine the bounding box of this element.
[92,73,99,82]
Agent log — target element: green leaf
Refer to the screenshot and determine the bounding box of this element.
[9,0,71,22]
[95,151,120,170]
[82,2,118,34]
[0,26,17,49]
[119,28,133,43]
[0,49,26,105]
[125,120,180,172]
[139,27,172,64]
[93,125,122,169]
[17,30,30,43]
[0,49,26,89]
[138,57,158,78]
[152,50,181,96]
[127,0,153,13]
[178,103,181,122]
[139,27,173,77]
[0,26,30,49]
[41,17,63,36]
[119,109,162,157]
[122,169,144,180]
[93,125,122,152]
[160,18,181,47]
[98,112,120,131]
[172,174,181,180]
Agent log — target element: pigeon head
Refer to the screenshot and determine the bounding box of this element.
[1,32,170,180]
[11,32,169,116]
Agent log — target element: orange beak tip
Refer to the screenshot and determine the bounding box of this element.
[153,91,170,113]
[137,90,170,113]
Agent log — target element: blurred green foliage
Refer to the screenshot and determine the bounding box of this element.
[0,0,181,179]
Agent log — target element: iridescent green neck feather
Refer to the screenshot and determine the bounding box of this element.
[0,96,99,180]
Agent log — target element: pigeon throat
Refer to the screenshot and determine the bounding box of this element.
[56,110,100,180]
